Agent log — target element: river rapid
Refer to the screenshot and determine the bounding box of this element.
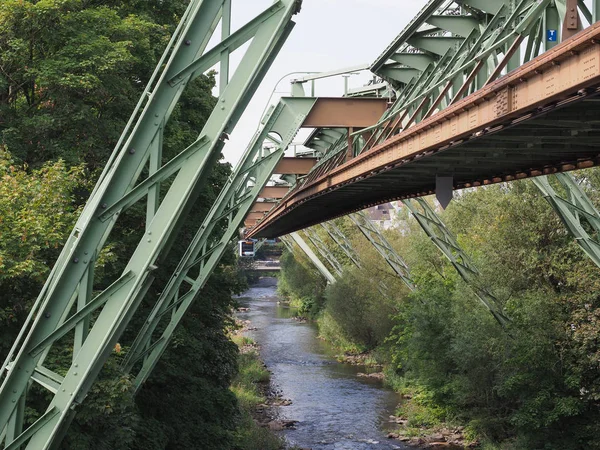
[236,277,408,450]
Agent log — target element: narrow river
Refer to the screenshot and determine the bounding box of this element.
[236,278,408,450]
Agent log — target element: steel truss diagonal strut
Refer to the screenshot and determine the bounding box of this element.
[534,173,600,269]
[0,1,302,448]
[403,198,510,327]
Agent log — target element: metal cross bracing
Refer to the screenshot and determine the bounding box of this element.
[303,228,344,278]
[534,173,600,269]
[365,0,593,147]
[308,0,574,171]
[0,1,302,448]
[348,211,415,291]
[402,198,510,327]
[249,0,600,239]
[319,220,400,299]
[320,222,363,269]
[286,232,336,284]
[121,96,316,391]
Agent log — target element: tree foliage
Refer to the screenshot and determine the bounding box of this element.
[0,1,251,449]
[281,178,600,448]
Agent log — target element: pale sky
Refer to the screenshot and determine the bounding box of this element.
[219,0,424,164]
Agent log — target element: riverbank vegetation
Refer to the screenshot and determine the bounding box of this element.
[230,335,284,450]
[0,1,267,448]
[278,177,600,449]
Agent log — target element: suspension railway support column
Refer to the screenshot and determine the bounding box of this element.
[123,96,316,390]
[349,211,414,291]
[320,222,362,268]
[402,198,510,327]
[288,232,336,284]
[533,173,600,269]
[303,228,344,278]
[0,1,302,448]
[320,220,393,298]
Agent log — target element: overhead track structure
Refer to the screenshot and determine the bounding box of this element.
[242,96,389,229]
[0,1,302,448]
[249,0,600,238]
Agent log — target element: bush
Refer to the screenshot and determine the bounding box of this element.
[324,267,396,350]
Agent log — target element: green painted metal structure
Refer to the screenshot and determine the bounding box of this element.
[303,228,344,278]
[402,198,510,326]
[534,173,600,269]
[0,1,302,448]
[6,0,600,447]
[348,212,415,291]
[287,232,336,284]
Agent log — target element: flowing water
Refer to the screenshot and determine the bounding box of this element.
[236,278,408,450]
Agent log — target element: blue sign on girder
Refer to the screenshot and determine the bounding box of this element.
[547,29,557,41]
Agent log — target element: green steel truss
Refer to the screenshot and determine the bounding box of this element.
[287,232,336,284]
[348,211,415,291]
[534,173,600,269]
[0,1,301,448]
[320,222,362,269]
[303,228,344,278]
[296,0,593,191]
[402,198,509,326]
[320,220,394,298]
[121,96,315,391]
[280,235,294,253]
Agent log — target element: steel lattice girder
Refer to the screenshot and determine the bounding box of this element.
[402,198,510,327]
[534,173,600,269]
[320,220,394,298]
[121,96,316,389]
[0,1,301,448]
[320,222,362,268]
[288,232,336,284]
[252,0,593,236]
[348,211,415,291]
[303,228,344,277]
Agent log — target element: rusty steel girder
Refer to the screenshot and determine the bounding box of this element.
[249,23,600,238]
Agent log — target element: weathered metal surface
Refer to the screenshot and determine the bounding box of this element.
[247,211,268,221]
[250,201,278,212]
[249,24,600,238]
[259,185,292,199]
[274,157,317,174]
[302,97,389,128]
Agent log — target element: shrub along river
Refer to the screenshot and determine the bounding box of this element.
[236,278,407,450]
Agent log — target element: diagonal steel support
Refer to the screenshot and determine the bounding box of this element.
[303,228,343,277]
[349,211,415,291]
[320,221,392,298]
[533,173,600,269]
[403,198,510,327]
[0,1,302,448]
[122,96,316,390]
[288,232,336,284]
[320,222,362,268]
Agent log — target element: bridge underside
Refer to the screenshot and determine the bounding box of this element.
[254,95,600,237]
[250,25,600,238]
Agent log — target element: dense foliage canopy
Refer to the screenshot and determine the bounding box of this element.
[0,1,250,449]
[281,178,600,449]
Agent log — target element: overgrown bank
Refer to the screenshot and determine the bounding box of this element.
[278,178,600,450]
